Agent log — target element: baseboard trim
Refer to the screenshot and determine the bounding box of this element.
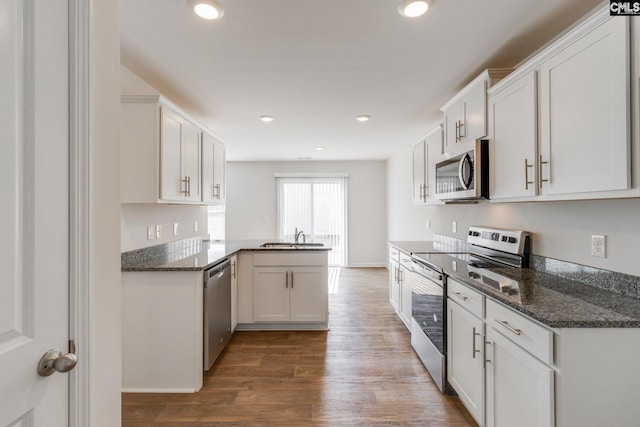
[235,322,329,331]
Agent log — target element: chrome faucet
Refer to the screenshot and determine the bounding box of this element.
[294,227,305,244]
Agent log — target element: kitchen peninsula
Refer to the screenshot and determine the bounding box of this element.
[121,238,330,393]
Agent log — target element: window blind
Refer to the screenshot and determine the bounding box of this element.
[276,175,348,267]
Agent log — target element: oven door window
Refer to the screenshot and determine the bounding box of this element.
[411,275,444,354]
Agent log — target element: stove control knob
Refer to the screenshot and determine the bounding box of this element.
[508,237,517,244]
[501,236,508,242]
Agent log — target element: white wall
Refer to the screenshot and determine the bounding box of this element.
[226,161,387,267]
[121,204,209,252]
[387,143,640,277]
[91,1,122,425]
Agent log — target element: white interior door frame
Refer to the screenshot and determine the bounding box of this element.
[68,0,91,425]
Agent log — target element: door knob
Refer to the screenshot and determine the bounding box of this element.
[37,348,78,377]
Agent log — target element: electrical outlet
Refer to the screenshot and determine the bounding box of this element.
[591,235,606,258]
[147,225,155,240]
[156,224,162,239]
[426,219,431,230]
[452,221,457,233]
[194,220,198,232]
[173,223,179,236]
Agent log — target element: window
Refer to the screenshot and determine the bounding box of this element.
[276,175,347,267]
[207,204,225,241]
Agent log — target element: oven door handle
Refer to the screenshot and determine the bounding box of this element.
[411,261,443,282]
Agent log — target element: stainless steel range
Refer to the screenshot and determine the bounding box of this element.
[408,226,530,393]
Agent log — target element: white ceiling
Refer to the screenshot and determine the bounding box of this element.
[121,0,602,161]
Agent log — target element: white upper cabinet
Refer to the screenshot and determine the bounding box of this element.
[160,105,201,202]
[412,140,426,203]
[538,15,630,196]
[488,6,634,202]
[202,131,226,204]
[121,95,225,205]
[412,125,443,204]
[441,69,512,154]
[488,71,538,200]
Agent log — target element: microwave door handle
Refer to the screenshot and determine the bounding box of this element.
[458,154,471,190]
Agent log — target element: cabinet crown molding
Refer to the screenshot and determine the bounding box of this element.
[412,124,443,147]
[440,68,513,112]
[489,4,622,95]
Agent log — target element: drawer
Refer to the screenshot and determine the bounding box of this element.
[388,246,400,263]
[253,252,327,267]
[447,278,484,319]
[486,298,553,364]
[399,252,413,270]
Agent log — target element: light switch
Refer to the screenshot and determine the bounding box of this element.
[156,224,162,239]
[194,220,198,232]
[147,225,155,240]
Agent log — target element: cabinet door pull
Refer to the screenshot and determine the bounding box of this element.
[214,183,221,199]
[524,159,534,190]
[453,292,467,301]
[231,261,236,278]
[494,318,522,335]
[484,340,492,368]
[458,120,465,139]
[285,272,288,288]
[472,327,481,359]
[291,271,294,288]
[181,176,189,196]
[455,121,460,142]
[539,155,549,188]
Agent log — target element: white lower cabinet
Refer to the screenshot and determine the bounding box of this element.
[389,257,400,312]
[447,300,485,425]
[448,277,553,427]
[230,254,238,331]
[485,327,554,427]
[237,251,329,330]
[253,266,327,322]
[388,246,412,330]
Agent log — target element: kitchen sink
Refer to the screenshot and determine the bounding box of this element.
[259,242,324,249]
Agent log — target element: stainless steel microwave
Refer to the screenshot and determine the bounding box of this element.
[434,139,488,201]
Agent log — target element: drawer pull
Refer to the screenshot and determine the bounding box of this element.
[454,292,468,301]
[495,318,522,336]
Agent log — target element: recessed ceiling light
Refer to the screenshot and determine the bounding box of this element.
[356,115,370,122]
[315,146,325,151]
[398,0,432,18]
[188,0,225,20]
[259,115,274,122]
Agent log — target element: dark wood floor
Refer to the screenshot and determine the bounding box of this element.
[122,267,476,426]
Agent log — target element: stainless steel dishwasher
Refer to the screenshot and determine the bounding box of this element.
[204,259,232,370]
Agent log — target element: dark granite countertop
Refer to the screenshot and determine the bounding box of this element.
[388,241,640,329]
[122,239,331,272]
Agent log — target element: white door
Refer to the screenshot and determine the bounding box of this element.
[538,17,630,195]
[160,106,184,202]
[290,267,328,323]
[0,0,71,425]
[411,140,426,203]
[485,327,554,427]
[253,267,290,322]
[447,301,485,426]
[489,70,537,200]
